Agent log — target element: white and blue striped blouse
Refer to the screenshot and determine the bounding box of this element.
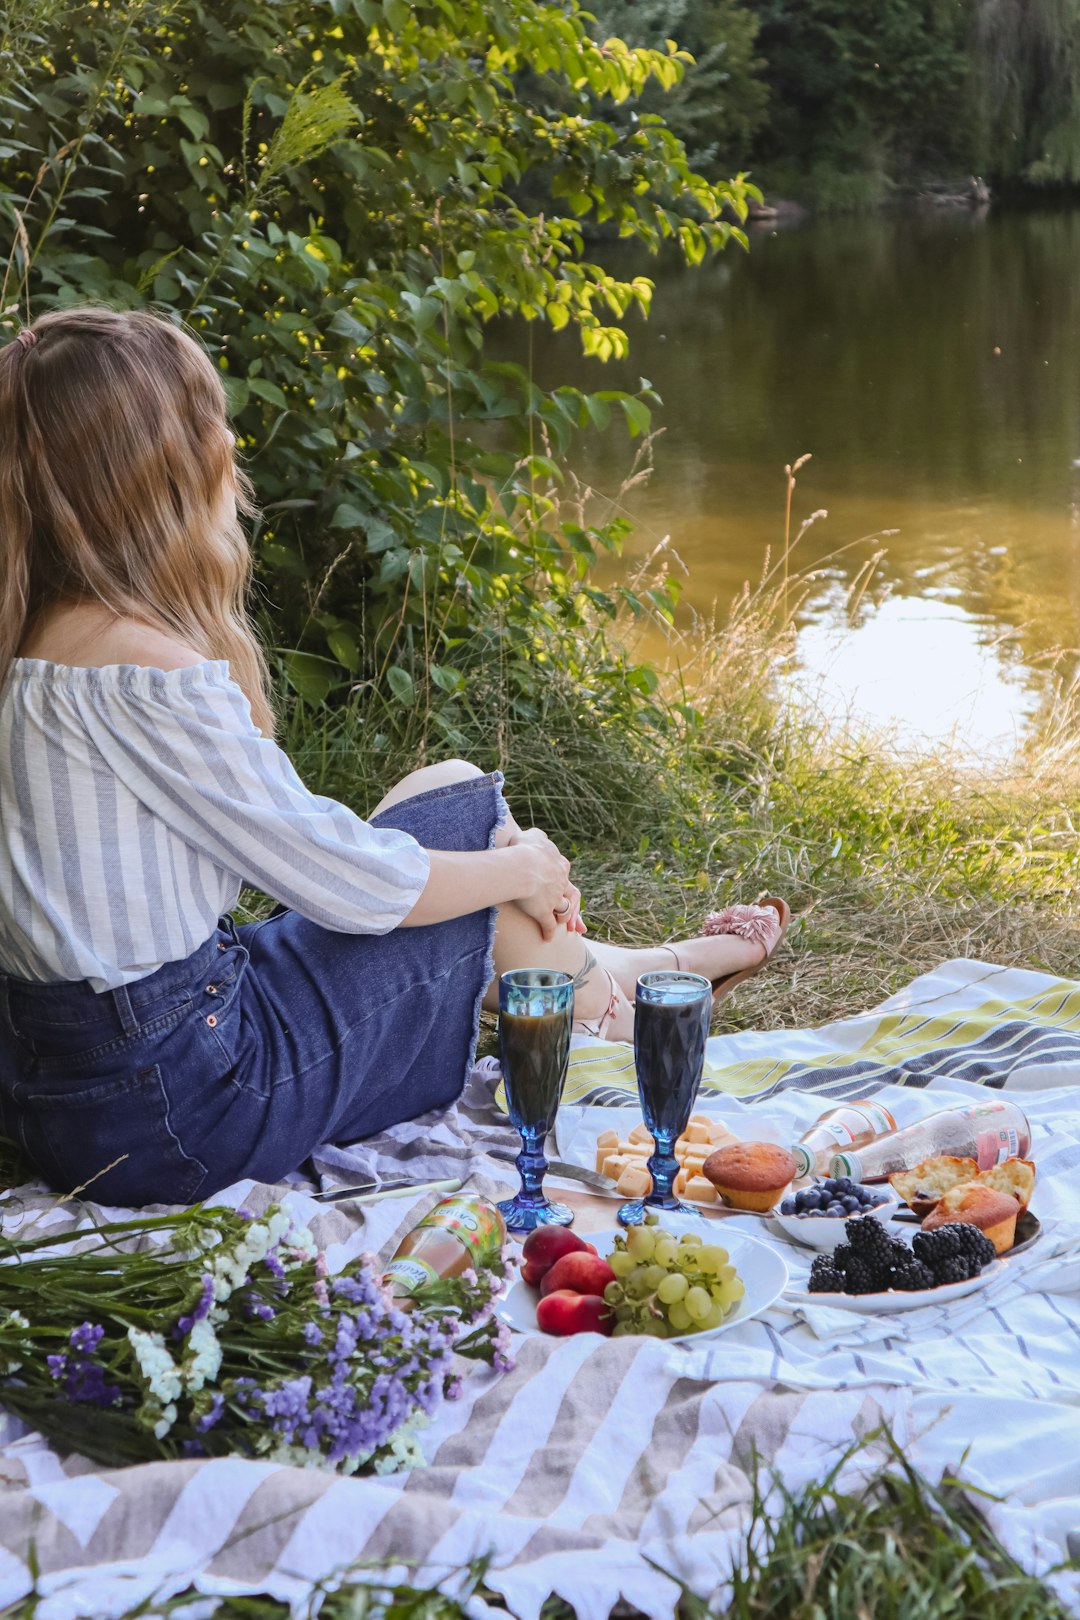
[0,658,431,992]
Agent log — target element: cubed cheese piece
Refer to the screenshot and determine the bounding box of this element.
[709,1122,739,1146]
[681,1149,711,1172]
[685,1121,711,1144]
[616,1162,653,1198]
[596,1128,620,1152]
[622,1140,652,1159]
[628,1122,654,1146]
[685,1175,719,1204]
[601,1153,630,1181]
[673,1168,689,1197]
[688,1112,712,1129]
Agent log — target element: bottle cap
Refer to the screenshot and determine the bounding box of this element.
[831,1150,860,1179]
[791,1143,814,1179]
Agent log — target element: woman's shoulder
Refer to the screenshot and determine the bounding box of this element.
[19,606,206,672]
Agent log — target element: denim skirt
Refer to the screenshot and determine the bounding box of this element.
[0,772,505,1206]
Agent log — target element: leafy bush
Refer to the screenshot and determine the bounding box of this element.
[0,0,751,736]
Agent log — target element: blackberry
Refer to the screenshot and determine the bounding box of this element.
[914,1222,996,1282]
[846,1214,890,1250]
[832,1243,854,1272]
[842,1256,881,1295]
[934,1256,971,1286]
[889,1257,935,1292]
[808,1257,843,1293]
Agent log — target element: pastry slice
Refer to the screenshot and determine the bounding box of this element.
[888,1155,979,1217]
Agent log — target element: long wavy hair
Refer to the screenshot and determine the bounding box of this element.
[0,307,274,735]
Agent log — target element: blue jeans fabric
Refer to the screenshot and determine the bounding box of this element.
[0,772,505,1206]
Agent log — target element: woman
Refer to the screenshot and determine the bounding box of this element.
[0,308,786,1205]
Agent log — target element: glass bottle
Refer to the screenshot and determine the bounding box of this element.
[831,1099,1032,1182]
[384,1194,506,1297]
[790,1101,898,1178]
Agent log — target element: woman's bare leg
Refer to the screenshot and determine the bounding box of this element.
[485,903,634,1039]
[588,934,767,1001]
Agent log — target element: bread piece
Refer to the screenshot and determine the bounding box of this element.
[616,1162,652,1198]
[684,1174,719,1205]
[888,1156,979,1217]
[702,1142,798,1212]
[922,1183,1019,1255]
[975,1158,1035,1210]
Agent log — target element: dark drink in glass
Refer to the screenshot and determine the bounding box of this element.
[619,970,712,1226]
[497,969,575,1233]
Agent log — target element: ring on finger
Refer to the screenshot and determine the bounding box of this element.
[554,900,571,917]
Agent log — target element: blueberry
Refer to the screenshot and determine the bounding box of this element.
[808,1208,827,1218]
[804,1190,823,1210]
[826,1202,846,1216]
[842,1196,861,1213]
[780,1197,796,1215]
[835,1177,854,1194]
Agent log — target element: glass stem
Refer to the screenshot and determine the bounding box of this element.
[648,1136,679,1206]
[516,1129,549,1207]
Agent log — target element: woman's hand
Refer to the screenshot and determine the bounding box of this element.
[508,826,586,935]
[513,841,584,941]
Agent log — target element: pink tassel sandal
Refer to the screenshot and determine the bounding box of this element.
[660,896,791,1006]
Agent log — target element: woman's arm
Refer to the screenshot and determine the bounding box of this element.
[401,841,574,940]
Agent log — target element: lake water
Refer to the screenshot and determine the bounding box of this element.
[538,207,1080,755]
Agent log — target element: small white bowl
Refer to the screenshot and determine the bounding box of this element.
[769,1190,900,1253]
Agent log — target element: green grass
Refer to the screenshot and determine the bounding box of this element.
[270,560,1080,1037]
[2,1434,1069,1618]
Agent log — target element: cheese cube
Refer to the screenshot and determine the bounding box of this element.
[601,1153,630,1181]
[616,1162,652,1197]
[673,1169,689,1197]
[709,1121,738,1145]
[688,1112,712,1129]
[685,1121,711,1144]
[685,1175,719,1204]
[628,1122,654,1146]
[622,1140,651,1159]
[596,1128,620,1152]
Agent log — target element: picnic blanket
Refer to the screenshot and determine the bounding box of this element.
[1,957,1080,1619]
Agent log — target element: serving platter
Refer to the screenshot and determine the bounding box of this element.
[499,1220,788,1342]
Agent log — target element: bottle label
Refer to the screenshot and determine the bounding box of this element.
[413,1196,503,1269]
[384,1255,438,1296]
[975,1124,1020,1168]
[814,1103,897,1149]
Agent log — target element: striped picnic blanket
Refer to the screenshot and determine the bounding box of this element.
[1,958,1080,1620]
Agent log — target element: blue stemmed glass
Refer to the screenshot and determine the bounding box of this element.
[497,968,575,1233]
[618,970,712,1227]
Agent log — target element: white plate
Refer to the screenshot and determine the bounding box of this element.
[768,1191,901,1253]
[499,1220,788,1342]
[787,1256,1006,1313]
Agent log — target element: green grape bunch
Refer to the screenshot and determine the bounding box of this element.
[604,1219,744,1337]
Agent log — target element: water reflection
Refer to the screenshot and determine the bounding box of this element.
[793,591,1038,754]
[525,207,1080,750]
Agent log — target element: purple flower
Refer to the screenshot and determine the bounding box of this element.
[47,1324,122,1408]
[301,1322,324,1347]
[492,1320,515,1375]
[195,1393,225,1433]
[70,1322,105,1356]
[175,1274,215,1337]
[182,1439,207,1458]
[444,1374,464,1401]
[243,1298,276,1322]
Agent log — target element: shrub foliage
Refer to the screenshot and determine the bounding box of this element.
[0,0,750,735]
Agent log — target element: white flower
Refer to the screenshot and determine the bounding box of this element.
[184,1319,222,1392]
[153,1402,178,1440]
[127,1328,182,1404]
[2,1312,28,1331]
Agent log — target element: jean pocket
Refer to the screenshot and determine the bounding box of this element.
[16,1063,208,1205]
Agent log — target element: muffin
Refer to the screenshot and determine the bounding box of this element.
[921,1183,1020,1255]
[889,1155,979,1217]
[976,1158,1035,1210]
[702,1142,797,1212]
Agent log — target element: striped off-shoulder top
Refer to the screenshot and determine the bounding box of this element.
[0,658,430,992]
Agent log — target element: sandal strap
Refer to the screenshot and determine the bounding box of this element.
[574,966,621,1041]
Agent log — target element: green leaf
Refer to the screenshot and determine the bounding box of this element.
[387,666,415,705]
[326,629,361,672]
[283,652,341,707]
[621,397,652,438]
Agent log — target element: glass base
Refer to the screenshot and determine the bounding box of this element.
[617,1195,697,1227]
[498,1194,575,1235]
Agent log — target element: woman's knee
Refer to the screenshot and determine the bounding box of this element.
[370,758,483,817]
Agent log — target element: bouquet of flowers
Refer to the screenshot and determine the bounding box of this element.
[0,1200,513,1474]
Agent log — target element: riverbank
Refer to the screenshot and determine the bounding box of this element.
[264,572,1080,1037]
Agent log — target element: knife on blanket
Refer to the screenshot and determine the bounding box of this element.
[313,1176,463,1204]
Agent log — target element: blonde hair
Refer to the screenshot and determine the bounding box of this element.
[0,307,274,735]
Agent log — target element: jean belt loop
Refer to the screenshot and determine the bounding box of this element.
[111,982,139,1037]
